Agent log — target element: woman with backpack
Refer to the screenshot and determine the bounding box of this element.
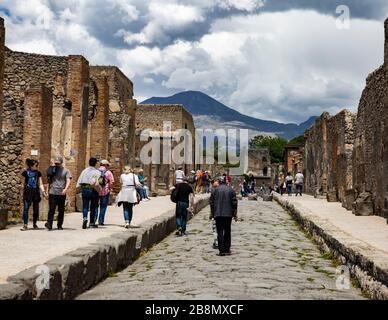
[97,160,115,226]
[116,166,142,229]
[21,159,47,231]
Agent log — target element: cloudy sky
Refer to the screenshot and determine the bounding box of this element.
[0,0,387,123]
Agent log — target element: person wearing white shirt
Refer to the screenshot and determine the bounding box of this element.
[295,171,304,196]
[174,167,185,185]
[116,166,142,228]
[77,157,102,229]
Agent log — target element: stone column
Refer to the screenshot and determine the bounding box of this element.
[89,77,109,160]
[385,17,388,66]
[126,98,137,168]
[0,17,4,136]
[22,85,53,219]
[64,56,90,211]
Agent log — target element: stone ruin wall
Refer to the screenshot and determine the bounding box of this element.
[90,66,136,194]
[352,24,388,218]
[326,110,356,208]
[304,112,329,197]
[0,18,4,133]
[135,104,196,194]
[0,49,69,214]
[247,148,271,177]
[1,47,92,214]
[304,111,355,208]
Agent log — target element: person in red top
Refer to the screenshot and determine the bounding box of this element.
[97,160,115,226]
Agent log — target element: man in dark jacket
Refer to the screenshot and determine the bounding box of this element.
[210,177,238,256]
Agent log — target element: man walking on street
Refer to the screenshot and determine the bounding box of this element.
[45,156,72,231]
[295,170,304,197]
[97,160,114,226]
[173,177,194,236]
[210,177,238,256]
[77,157,102,229]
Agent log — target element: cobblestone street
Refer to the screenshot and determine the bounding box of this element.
[79,200,364,300]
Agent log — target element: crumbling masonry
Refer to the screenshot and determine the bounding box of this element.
[135,104,196,195]
[304,18,388,218]
[0,18,138,217]
[352,18,388,218]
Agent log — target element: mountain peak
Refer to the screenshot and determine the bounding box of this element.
[141,91,316,140]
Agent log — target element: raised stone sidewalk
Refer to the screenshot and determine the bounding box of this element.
[0,195,210,300]
[273,193,388,300]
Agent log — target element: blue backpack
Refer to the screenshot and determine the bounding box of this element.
[26,170,38,189]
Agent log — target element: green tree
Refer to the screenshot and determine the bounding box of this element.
[249,135,288,163]
[288,135,305,145]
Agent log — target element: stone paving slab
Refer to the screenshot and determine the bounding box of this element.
[273,193,388,300]
[79,200,364,300]
[0,195,210,299]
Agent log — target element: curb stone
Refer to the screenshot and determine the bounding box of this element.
[273,193,388,300]
[1,195,210,300]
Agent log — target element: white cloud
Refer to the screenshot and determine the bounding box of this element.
[121,1,205,45]
[0,1,385,124]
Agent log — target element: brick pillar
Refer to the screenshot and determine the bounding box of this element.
[385,18,388,65]
[89,77,109,160]
[22,85,53,219]
[65,56,90,211]
[126,98,137,167]
[0,17,5,135]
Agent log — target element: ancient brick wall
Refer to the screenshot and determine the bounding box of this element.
[90,66,136,194]
[304,113,329,196]
[22,85,53,179]
[64,56,90,209]
[22,85,53,219]
[284,145,304,176]
[0,47,93,214]
[1,49,68,215]
[0,17,4,135]
[304,111,355,206]
[247,148,271,177]
[135,104,196,193]
[87,77,109,161]
[352,19,388,218]
[326,110,355,206]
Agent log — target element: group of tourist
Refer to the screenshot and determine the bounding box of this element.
[276,170,305,196]
[239,178,256,197]
[186,169,212,194]
[21,156,150,231]
[171,169,238,257]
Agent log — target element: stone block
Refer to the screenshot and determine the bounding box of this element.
[0,208,8,230]
[342,189,355,211]
[66,246,101,291]
[103,235,128,270]
[0,283,32,300]
[248,194,258,201]
[109,233,138,266]
[327,191,338,202]
[45,255,84,300]
[262,194,273,202]
[8,265,62,300]
[353,192,374,216]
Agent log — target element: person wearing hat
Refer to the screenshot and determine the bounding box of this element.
[97,160,115,226]
[77,157,102,229]
[45,156,72,231]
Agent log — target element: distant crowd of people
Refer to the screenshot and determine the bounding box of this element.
[21,156,151,231]
[174,167,233,195]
